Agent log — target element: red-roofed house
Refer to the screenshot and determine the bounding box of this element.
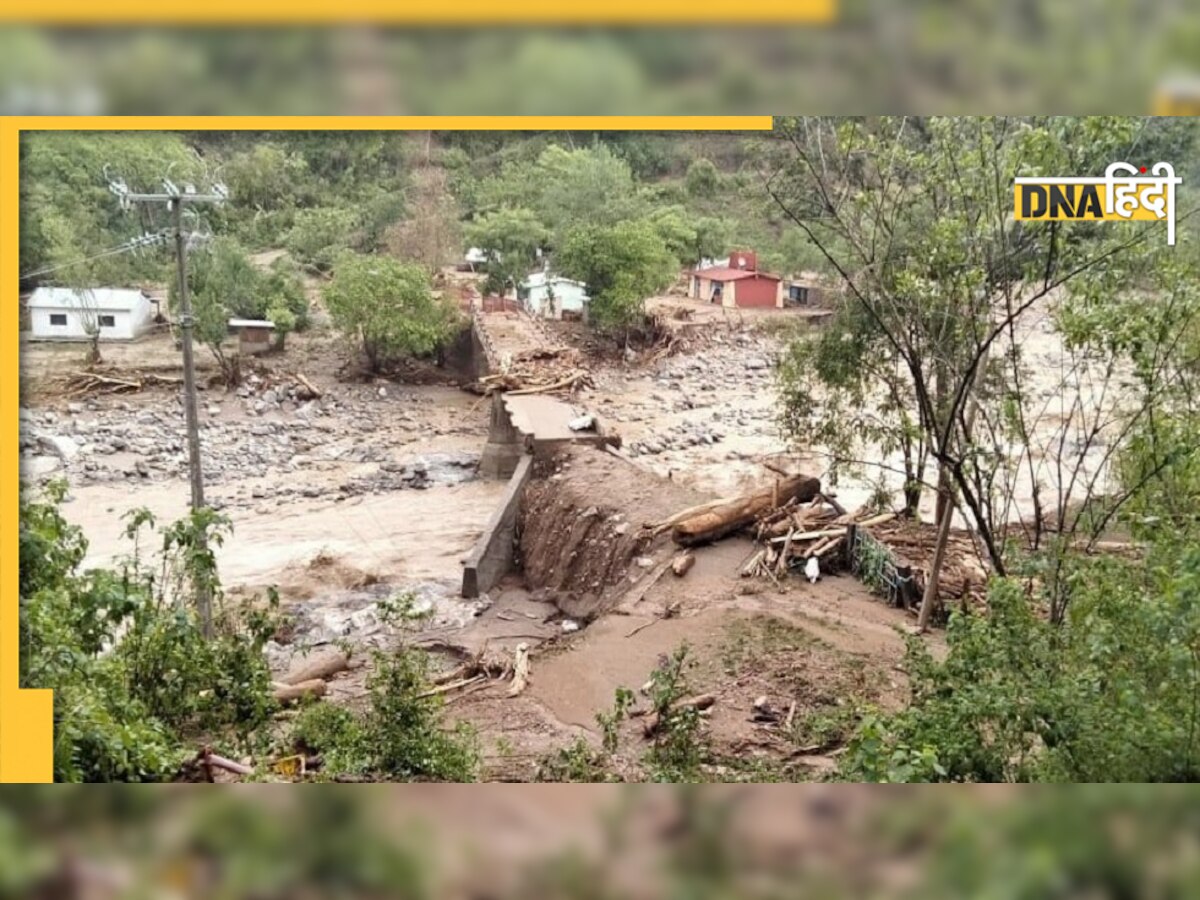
[687,249,784,309]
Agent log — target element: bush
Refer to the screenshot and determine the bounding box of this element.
[286,207,358,271]
[20,487,278,782]
[293,648,480,782]
[685,158,719,198]
[839,552,1200,783]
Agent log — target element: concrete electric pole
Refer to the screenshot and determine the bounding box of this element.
[109,172,228,636]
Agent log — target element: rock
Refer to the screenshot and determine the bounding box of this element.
[635,556,655,569]
[21,455,61,478]
[40,434,80,460]
[561,619,581,633]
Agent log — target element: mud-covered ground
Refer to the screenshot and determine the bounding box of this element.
[20,313,919,780]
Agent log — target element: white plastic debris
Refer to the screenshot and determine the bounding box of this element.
[561,619,581,634]
[805,556,821,584]
[568,414,596,432]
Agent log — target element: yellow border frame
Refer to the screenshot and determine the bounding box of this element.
[1,114,773,782]
[2,1,835,24]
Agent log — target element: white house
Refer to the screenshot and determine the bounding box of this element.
[517,272,590,321]
[27,287,155,341]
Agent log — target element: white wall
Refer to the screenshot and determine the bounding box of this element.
[528,281,589,318]
[29,298,152,341]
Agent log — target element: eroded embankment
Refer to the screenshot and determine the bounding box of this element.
[517,446,708,618]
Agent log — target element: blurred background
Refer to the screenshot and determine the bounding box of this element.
[3,785,1200,898]
[2,1,1200,115]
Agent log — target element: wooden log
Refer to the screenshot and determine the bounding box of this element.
[672,474,820,546]
[768,527,845,545]
[272,679,327,703]
[293,372,323,399]
[856,511,899,528]
[777,528,795,575]
[418,674,486,698]
[507,643,531,697]
[815,536,844,558]
[741,549,766,577]
[647,495,740,534]
[282,650,351,685]
[672,550,696,577]
[198,748,255,777]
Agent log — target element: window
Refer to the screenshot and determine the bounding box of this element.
[99,314,116,328]
[49,313,67,326]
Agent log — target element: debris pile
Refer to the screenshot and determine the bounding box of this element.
[61,367,182,397]
[853,517,989,616]
[467,348,592,397]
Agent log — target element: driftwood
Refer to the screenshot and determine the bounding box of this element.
[418,674,486,698]
[507,643,531,697]
[768,527,844,545]
[282,650,351,685]
[645,495,738,537]
[507,370,590,396]
[672,475,821,546]
[293,372,322,399]
[64,369,183,397]
[272,679,327,703]
[672,550,696,577]
[642,693,717,737]
[194,747,255,781]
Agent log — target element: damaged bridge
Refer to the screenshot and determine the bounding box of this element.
[463,393,617,598]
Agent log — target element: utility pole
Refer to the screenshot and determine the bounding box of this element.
[109,172,227,637]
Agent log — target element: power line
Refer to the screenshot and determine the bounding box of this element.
[18,231,168,282]
[110,170,229,638]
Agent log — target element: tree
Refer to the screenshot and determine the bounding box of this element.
[224,142,310,213]
[765,116,1200,627]
[384,167,462,274]
[285,207,358,272]
[464,206,548,295]
[558,219,675,331]
[685,157,719,197]
[324,252,460,373]
[474,143,644,249]
[646,206,698,266]
[690,216,731,267]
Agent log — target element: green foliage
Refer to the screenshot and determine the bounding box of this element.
[19,489,278,782]
[643,645,707,782]
[19,132,202,285]
[172,238,308,379]
[473,143,645,249]
[292,648,480,782]
[463,206,548,294]
[685,157,719,197]
[224,142,311,213]
[558,219,675,330]
[324,252,460,372]
[841,553,1200,782]
[285,206,358,271]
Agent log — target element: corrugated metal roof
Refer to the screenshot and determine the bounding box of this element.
[28,287,149,311]
[228,318,275,329]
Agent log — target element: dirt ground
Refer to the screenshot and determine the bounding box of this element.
[20,307,924,781]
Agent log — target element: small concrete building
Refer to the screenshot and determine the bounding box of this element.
[688,250,784,309]
[228,318,276,355]
[27,287,155,340]
[517,272,590,321]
